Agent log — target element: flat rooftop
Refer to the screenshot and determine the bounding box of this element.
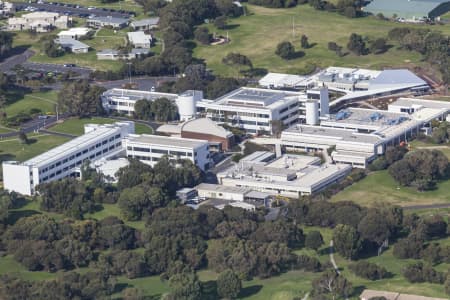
[127,31,151,44]
[102,88,178,101]
[391,97,450,110]
[265,154,320,170]
[196,183,250,194]
[214,87,303,108]
[325,107,410,128]
[24,123,125,168]
[283,125,382,144]
[297,164,351,188]
[126,134,207,149]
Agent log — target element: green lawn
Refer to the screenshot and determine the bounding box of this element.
[194,4,449,76]
[332,170,450,207]
[0,255,56,281]
[0,134,71,163]
[85,203,145,230]
[3,90,58,118]
[11,28,126,72]
[49,117,153,136]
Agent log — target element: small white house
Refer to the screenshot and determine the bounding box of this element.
[56,38,89,54]
[130,17,159,31]
[57,27,91,40]
[127,31,152,48]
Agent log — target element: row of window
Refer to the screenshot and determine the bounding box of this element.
[39,141,122,181]
[127,146,194,157]
[39,136,121,174]
[206,110,270,119]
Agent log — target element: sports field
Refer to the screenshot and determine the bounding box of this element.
[194,4,449,76]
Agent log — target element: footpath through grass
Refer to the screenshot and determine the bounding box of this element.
[194,4,449,76]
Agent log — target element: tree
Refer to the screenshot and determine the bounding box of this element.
[194,27,212,45]
[358,206,403,248]
[134,99,153,120]
[0,32,13,58]
[18,131,29,144]
[348,261,387,280]
[275,41,295,59]
[388,149,449,190]
[300,34,309,49]
[151,97,178,122]
[162,46,193,73]
[369,38,387,54]
[167,272,202,300]
[347,33,367,55]
[312,269,353,300]
[40,35,64,58]
[333,224,361,260]
[135,0,166,13]
[222,52,253,74]
[305,230,324,251]
[217,269,242,299]
[58,80,106,117]
[37,178,93,219]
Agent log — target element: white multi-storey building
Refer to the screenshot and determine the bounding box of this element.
[101,88,178,115]
[2,122,134,195]
[123,134,210,171]
[197,87,327,135]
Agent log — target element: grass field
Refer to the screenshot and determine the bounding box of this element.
[4,90,58,118]
[0,134,71,163]
[49,117,153,135]
[194,4,450,76]
[332,170,450,207]
[11,28,127,71]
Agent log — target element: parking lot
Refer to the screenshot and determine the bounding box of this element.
[13,1,134,18]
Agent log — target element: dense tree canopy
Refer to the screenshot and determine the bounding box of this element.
[388,149,449,190]
[57,80,106,117]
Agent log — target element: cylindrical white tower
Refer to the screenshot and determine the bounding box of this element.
[176,90,203,121]
[305,100,319,125]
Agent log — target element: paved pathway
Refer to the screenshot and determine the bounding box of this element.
[329,240,340,275]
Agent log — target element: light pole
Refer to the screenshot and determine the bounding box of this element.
[127,61,132,84]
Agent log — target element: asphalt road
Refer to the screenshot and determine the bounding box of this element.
[0,49,34,73]
[22,62,93,78]
[0,113,70,138]
[14,1,134,18]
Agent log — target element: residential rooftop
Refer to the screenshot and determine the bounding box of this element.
[130,17,159,27]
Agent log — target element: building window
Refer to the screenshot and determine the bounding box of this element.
[151,149,168,154]
[134,147,150,152]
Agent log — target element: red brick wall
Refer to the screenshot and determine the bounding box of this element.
[181,131,234,150]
